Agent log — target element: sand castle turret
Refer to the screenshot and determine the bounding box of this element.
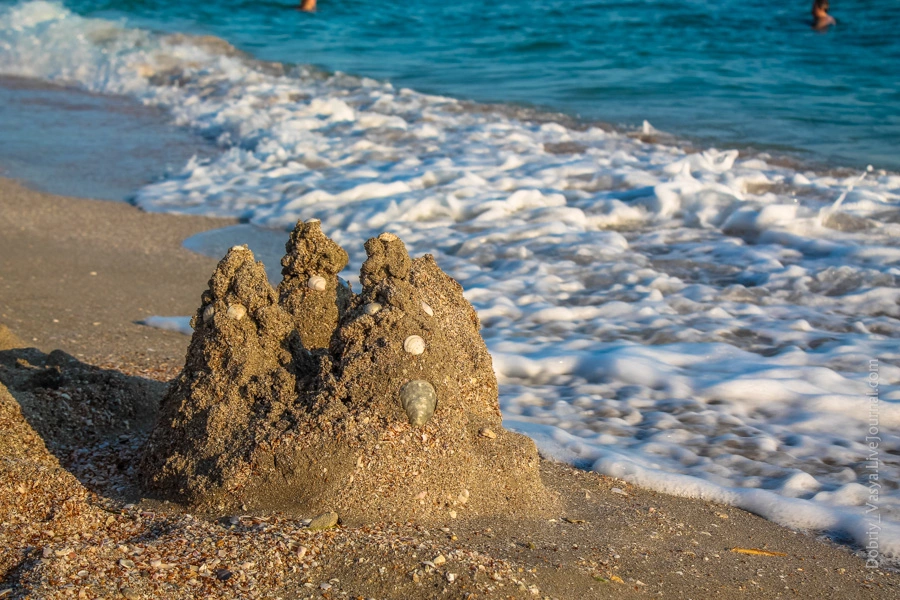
[141,231,553,521]
[140,246,302,504]
[278,219,351,350]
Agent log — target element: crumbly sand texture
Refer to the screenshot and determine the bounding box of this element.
[141,227,552,522]
[278,220,352,350]
[140,246,302,506]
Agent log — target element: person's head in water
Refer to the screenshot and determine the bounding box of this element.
[812,0,836,30]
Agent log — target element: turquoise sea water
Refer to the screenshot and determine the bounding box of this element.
[20,0,899,171]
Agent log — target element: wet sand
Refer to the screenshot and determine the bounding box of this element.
[0,177,897,598]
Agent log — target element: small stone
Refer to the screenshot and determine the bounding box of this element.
[120,587,139,600]
[307,511,339,531]
[449,510,457,519]
[446,572,456,583]
[297,546,308,559]
[457,489,470,504]
[319,582,332,591]
[479,428,497,439]
[215,569,233,581]
[433,554,447,566]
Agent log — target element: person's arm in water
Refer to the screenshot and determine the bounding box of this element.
[812,0,836,30]
[299,0,316,12]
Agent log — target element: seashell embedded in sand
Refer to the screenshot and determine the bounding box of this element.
[378,232,399,242]
[202,305,216,323]
[421,302,434,317]
[230,245,248,252]
[479,427,497,439]
[403,335,426,355]
[306,218,321,224]
[364,302,382,316]
[400,380,437,426]
[226,304,247,320]
[307,275,327,291]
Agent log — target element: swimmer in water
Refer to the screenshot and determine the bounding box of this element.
[299,0,316,12]
[812,0,836,30]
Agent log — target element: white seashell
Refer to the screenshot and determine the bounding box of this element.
[404,335,426,355]
[230,245,248,252]
[226,304,247,320]
[400,380,437,426]
[421,302,434,317]
[364,302,382,315]
[378,232,398,242]
[306,218,320,224]
[202,305,215,323]
[307,275,327,291]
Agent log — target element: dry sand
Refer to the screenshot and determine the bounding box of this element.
[0,177,898,599]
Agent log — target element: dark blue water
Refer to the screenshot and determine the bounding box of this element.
[5,0,900,170]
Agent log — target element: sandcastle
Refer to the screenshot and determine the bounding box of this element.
[141,221,552,522]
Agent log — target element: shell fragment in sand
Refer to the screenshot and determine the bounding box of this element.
[730,547,787,557]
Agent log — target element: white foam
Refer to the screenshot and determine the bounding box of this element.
[140,316,192,336]
[5,1,900,561]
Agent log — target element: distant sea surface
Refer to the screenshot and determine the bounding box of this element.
[12,0,898,170]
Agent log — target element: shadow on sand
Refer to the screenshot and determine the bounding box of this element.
[0,347,165,504]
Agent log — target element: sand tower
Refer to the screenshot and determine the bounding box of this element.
[140,246,302,505]
[278,219,351,350]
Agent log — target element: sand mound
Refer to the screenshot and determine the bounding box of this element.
[141,224,554,521]
[0,323,25,351]
[0,374,117,584]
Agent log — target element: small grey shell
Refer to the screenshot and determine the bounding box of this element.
[202,305,216,323]
[307,275,327,291]
[364,302,382,315]
[404,335,426,355]
[226,304,247,320]
[400,380,437,427]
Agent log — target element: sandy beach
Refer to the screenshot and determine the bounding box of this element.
[1,176,897,599]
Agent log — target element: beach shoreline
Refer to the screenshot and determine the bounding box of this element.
[1,177,898,598]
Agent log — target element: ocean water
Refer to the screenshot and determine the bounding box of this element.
[1,0,899,560]
[6,0,900,170]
